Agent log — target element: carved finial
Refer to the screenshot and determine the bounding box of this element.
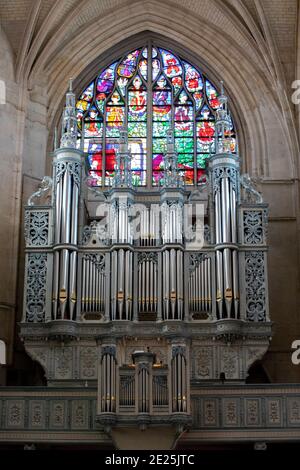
[112,130,132,188]
[69,78,73,92]
[60,80,77,149]
[163,130,183,188]
[220,80,224,95]
[215,81,231,154]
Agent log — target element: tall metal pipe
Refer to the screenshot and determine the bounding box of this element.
[170,249,176,319]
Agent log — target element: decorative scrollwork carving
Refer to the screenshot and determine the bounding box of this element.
[138,252,158,264]
[68,161,81,186]
[83,253,105,272]
[24,211,49,246]
[55,161,66,183]
[55,161,81,186]
[243,210,264,244]
[172,345,186,358]
[26,254,47,322]
[189,253,209,271]
[213,167,238,194]
[102,346,116,358]
[245,251,266,321]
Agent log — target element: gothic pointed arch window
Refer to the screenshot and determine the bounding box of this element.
[76,43,237,187]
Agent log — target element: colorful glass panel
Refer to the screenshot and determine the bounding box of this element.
[117,50,140,78]
[75,44,237,187]
[159,49,182,78]
[206,80,220,109]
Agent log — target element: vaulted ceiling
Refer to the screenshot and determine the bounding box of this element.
[0,0,298,87]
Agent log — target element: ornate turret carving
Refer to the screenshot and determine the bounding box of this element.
[163,129,183,188]
[113,130,133,188]
[60,79,77,149]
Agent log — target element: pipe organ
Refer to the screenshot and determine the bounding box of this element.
[21,82,271,437]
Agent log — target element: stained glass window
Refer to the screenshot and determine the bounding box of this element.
[76,44,237,187]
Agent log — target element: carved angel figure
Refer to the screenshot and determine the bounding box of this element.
[240,173,263,203]
[27,176,53,206]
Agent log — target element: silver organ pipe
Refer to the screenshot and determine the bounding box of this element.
[125,250,133,319]
[170,249,176,318]
[125,251,129,319]
[110,249,133,320]
[209,86,240,319]
[150,206,154,246]
[154,260,158,313]
[164,250,169,319]
[177,250,183,319]
[146,256,149,311]
[81,254,105,314]
[69,251,77,319]
[138,366,149,413]
[204,257,208,311]
[200,256,204,312]
[139,205,159,247]
[118,249,124,318]
[100,347,116,413]
[215,189,224,317]
[142,255,146,311]
[52,171,62,318]
[213,171,239,319]
[188,255,212,316]
[138,262,142,312]
[111,251,117,320]
[161,202,183,244]
[149,257,153,311]
[161,203,167,243]
[52,251,60,319]
[169,206,174,243]
[221,177,233,317]
[52,108,82,322]
[88,257,93,312]
[58,170,72,318]
[207,257,212,311]
[145,207,149,245]
[61,171,71,244]
[138,254,158,316]
[128,251,133,318]
[162,249,185,320]
[230,185,239,316]
[172,349,187,413]
[195,266,198,314]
